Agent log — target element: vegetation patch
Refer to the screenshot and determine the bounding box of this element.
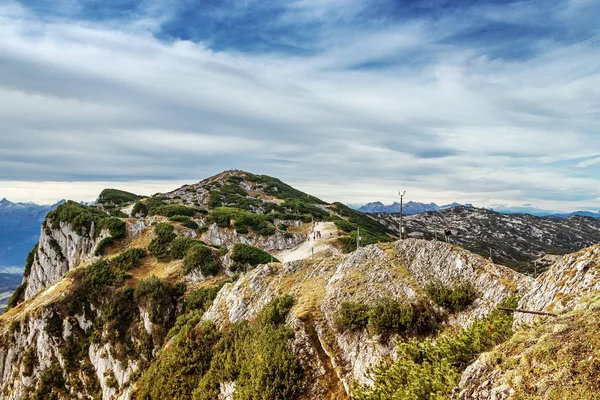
[337,298,444,337]
[132,201,148,217]
[110,248,147,271]
[170,237,202,259]
[136,295,304,400]
[152,204,197,217]
[230,243,278,272]
[97,188,141,205]
[148,223,177,262]
[425,281,478,313]
[208,207,276,235]
[24,244,38,277]
[182,245,221,276]
[170,215,199,230]
[352,297,518,399]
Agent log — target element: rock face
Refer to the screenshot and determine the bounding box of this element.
[457,244,600,399]
[202,222,304,252]
[514,244,600,327]
[23,220,110,300]
[203,239,530,398]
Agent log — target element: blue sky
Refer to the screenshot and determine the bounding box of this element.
[0,0,599,211]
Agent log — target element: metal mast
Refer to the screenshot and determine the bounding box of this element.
[399,191,406,239]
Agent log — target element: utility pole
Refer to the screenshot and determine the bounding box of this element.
[399,191,406,239]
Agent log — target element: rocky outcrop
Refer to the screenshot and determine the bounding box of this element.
[203,239,530,398]
[23,221,110,300]
[457,244,600,399]
[515,244,600,326]
[202,223,304,252]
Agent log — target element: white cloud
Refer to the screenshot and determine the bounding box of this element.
[0,0,599,210]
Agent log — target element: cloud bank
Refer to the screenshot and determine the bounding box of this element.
[0,0,599,211]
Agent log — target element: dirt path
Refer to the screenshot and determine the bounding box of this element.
[276,221,339,263]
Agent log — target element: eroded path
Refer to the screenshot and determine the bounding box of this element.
[276,221,339,263]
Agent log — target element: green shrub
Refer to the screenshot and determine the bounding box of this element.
[425,281,478,313]
[148,223,177,262]
[256,294,295,325]
[24,244,38,277]
[208,207,275,236]
[83,259,118,291]
[134,276,176,325]
[44,312,63,338]
[31,362,67,399]
[352,297,518,400]
[48,237,65,261]
[170,215,199,230]
[337,301,369,330]
[368,298,442,336]
[97,217,127,239]
[278,223,288,231]
[182,284,224,314]
[152,204,197,217]
[46,201,106,236]
[132,201,148,217]
[98,188,140,205]
[21,347,37,377]
[182,245,220,276]
[94,237,115,256]
[146,197,167,215]
[170,237,201,260]
[6,284,25,309]
[335,236,357,253]
[230,243,278,272]
[110,248,147,270]
[136,320,222,400]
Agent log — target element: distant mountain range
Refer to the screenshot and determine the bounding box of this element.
[356,201,600,219]
[357,201,473,214]
[0,198,64,271]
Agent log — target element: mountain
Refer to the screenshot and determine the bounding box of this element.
[0,198,64,270]
[357,200,471,214]
[0,198,64,310]
[370,206,600,274]
[2,170,600,400]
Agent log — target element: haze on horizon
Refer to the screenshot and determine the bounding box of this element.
[1,0,599,213]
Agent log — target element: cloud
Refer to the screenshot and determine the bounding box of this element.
[0,0,599,211]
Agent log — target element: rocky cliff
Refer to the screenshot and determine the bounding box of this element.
[457,244,600,399]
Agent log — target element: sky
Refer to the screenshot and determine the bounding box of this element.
[0,0,599,212]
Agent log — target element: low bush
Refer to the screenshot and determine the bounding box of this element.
[21,347,37,377]
[182,245,220,276]
[182,284,225,314]
[425,281,478,313]
[152,204,197,217]
[134,275,179,325]
[24,244,38,277]
[94,237,115,256]
[137,295,303,400]
[132,201,148,217]
[337,301,369,330]
[110,248,147,271]
[98,188,140,205]
[169,215,199,230]
[83,259,118,291]
[148,223,177,262]
[170,237,201,259]
[368,298,442,336]
[6,284,25,309]
[352,297,518,400]
[208,207,275,236]
[336,297,444,337]
[230,243,278,272]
